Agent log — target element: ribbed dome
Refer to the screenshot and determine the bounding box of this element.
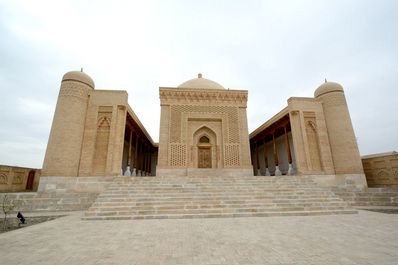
[178,74,225,90]
[314,81,344,98]
[62,70,95,89]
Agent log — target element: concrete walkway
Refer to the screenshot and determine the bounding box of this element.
[0,211,397,265]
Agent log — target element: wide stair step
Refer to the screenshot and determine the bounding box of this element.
[332,187,398,207]
[83,176,357,220]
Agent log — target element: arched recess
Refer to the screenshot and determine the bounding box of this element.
[192,126,218,168]
[305,120,322,171]
[26,170,35,190]
[93,116,111,174]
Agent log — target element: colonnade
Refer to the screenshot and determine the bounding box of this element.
[251,119,295,176]
[123,127,153,177]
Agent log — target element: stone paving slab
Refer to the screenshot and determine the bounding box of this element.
[0,210,397,264]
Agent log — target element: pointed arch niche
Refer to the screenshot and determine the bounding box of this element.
[92,115,111,175]
[192,126,219,169]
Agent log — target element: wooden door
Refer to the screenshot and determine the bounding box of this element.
[198,147,212,168]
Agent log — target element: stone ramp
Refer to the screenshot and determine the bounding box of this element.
[83,176,356,220]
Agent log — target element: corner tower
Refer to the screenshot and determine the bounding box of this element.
[314,82,364,175]
[42,71,94,177]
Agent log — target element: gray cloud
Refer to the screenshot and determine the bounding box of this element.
[0,0,397,168]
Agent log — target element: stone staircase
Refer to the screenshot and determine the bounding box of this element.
[332,187,398,207]
[83,176,357,220]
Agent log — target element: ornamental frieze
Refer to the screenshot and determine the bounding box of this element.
[159,88,248,107]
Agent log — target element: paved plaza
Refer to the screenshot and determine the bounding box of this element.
[0,210,397,265]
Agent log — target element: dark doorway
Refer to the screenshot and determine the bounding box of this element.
[26,170,35,190]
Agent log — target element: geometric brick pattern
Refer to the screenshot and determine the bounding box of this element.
[170,105,239,143]
[169,144,187,166]
[224,144,240,166]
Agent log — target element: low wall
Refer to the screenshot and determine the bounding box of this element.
[38,176,114,193]
[0,165,40,192]
[362,152,398,187]
[307,174,368,188]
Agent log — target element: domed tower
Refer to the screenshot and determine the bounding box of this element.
[314,82,363,175]
[42,70,95,177]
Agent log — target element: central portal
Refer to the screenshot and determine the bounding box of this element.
[198,147,212,168]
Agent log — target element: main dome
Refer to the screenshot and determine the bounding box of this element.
[178,74,225,90]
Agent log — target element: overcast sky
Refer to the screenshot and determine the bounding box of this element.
[0,0,397,168]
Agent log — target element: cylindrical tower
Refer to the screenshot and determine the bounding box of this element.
[314,82,363,174]
[42,71,95,177]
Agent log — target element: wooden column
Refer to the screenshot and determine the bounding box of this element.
[128,129,133,166]
[147,146,150,173]
[145,144,149,173]
[148,149,152,175]
[134,133,139,171]
[250,144,255,166]
[137,139,141,172]
[272,132,279,166]
[263,140,268,168]
[284,126,292,164]
[273,131,282,176]
[255,142,259,169]
[141,143,145,173]
[143,143,148,172]
[142,141,145,173]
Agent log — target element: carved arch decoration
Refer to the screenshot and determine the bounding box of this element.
[0,173,7,184]
[376,169,390,178]
[307,120,317,130]
[199,135,210,143]
[193,126,217,146]
[12,175,23,184]
[97,116,111,129]
[192,126,219,168]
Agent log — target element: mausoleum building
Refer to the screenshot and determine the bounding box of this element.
[157,74,252,176]
[38,70,367,193]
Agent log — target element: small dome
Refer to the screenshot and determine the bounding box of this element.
[178,74,225,90]
[62,70,95,89]
[314,81,344,98]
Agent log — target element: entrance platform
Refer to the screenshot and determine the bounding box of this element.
[0,210,397,264]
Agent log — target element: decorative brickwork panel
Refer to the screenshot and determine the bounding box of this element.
[170,105,239,143]
[59,81,90,100]
[224,144,240,167]
[362,153,398,186]
[321,92,347,107]
[169,144,187,167]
